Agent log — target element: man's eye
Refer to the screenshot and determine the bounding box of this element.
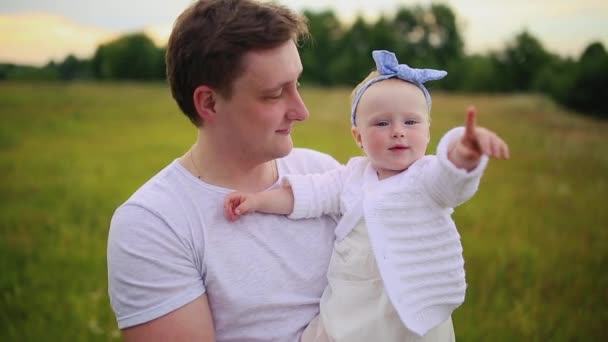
[266,92,282,99]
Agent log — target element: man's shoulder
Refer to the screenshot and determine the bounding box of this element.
[110,160,199,245]
[115,160,187,218]
[280,148,340,174]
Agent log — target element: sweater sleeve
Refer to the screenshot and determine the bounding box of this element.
[422,127,489,208]
[284,164,349,219]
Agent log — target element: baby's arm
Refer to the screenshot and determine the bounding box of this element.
[422,107,510,208]
[224,183,294,221]
[224,164,350,221]
[448,107,510,171]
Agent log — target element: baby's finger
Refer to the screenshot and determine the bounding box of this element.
[491,137,509,159]
[223,196,231,219]
[224,200,235,221]
[498,139,510,159]
[492,136,504,158]
[465,107,477,137]
[228,196,243,221]
[477,133,491,156]
[492,136,507,159]
[487,138,497,157]
[236,201,253,216]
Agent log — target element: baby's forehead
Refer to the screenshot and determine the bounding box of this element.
[355,79,430,121]
[367,78,424,94]
[361,79,427,104]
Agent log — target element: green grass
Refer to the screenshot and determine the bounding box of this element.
[1,82,607,341]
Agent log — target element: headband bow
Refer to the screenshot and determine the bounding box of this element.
[351,50,447,126]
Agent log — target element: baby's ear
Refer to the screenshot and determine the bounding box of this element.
[351,127,363,148]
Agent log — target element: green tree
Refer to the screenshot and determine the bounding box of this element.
[369,16,397,54]
[568,42,608,117]
[58,55,79,80]
[390,5,463,89]
[92,33,164,80]
[493,30,551,91]
[392,7,417,63]
[328,16,375,85]
[459,54,500,92]
[429,4,464,90]
[300,10,342,86]
[533,55,576,103]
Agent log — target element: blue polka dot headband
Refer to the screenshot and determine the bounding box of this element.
[351,50,447,127]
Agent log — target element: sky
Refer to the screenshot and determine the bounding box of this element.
[1,0,607,66]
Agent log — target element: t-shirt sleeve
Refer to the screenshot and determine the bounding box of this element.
[107,203,205,329]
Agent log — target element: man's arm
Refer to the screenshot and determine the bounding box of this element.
[123,295,215,342]
[108,204,209,339]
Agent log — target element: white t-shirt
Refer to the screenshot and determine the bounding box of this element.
[107,148,340,341]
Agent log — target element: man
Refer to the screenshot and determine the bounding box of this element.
[107,0,339,340]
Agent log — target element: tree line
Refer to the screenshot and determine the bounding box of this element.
[1,4,606,118]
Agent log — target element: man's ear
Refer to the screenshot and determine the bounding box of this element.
[193,85,217,124]
[351,127,363,149]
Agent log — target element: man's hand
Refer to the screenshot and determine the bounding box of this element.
[224,192,258,221]
[448,107,510,171]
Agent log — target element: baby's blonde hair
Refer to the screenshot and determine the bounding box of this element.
[350,71,432,125]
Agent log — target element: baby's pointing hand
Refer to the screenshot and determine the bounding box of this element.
[449,107,510,171]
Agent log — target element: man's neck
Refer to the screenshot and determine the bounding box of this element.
[181,136,278,192]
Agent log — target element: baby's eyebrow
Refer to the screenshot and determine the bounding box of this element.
[401,112,427,120]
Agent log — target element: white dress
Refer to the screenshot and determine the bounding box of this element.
[301,220,455,342]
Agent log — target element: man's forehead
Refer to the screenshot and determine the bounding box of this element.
[239,43,302,89]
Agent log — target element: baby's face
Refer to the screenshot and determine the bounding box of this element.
[352,79,430,180]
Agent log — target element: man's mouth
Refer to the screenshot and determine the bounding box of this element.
[276,128,291,135]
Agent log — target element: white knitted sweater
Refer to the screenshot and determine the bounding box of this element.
[286,127,489,336]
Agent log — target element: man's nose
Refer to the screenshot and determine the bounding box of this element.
[286,90,309,121]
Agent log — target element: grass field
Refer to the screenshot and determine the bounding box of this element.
[1,82,607,341]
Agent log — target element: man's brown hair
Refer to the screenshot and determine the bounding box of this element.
[166,0,309,126]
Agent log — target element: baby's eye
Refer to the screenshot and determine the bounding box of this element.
[375,121,389,126]
[405,120,418,125]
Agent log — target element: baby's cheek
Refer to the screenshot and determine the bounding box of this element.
[364,134,387,154]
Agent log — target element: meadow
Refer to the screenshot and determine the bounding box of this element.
[1,82,607,341]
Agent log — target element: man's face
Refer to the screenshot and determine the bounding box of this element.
[212,40,309,163]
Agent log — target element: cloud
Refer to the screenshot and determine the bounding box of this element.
[142,23,174,48]
[0,13,120,65]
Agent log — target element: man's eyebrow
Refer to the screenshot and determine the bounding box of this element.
[261,71,303,93]
[261,83,286,93]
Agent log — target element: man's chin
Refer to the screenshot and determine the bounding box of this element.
[273,139,293,159]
